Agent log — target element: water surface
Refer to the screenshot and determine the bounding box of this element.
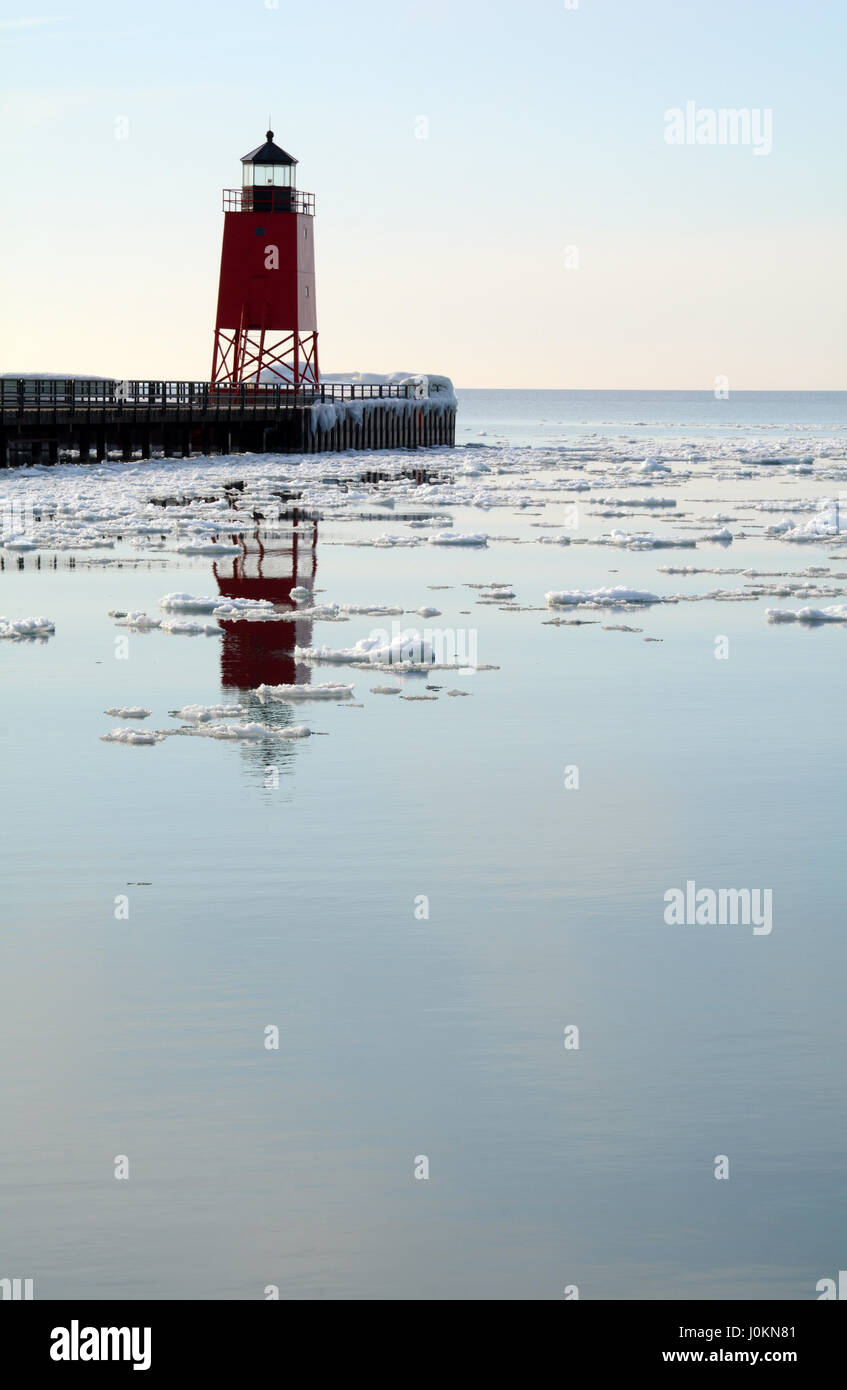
[2,390,846,1299]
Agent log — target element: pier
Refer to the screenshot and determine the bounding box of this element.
[0,378,457,467]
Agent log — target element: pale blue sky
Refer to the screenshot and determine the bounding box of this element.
[1,0,844,386]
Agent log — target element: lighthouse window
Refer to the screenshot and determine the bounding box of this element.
[242,164,294,189]
[303,226,308,239]
[304,285,310,297]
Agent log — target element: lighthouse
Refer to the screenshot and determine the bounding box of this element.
[211,131,319,387]
[1,130,457,466]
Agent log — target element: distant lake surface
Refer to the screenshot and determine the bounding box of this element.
[1,390,846,1299]
[456,387,847,444]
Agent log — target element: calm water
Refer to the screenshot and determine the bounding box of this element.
[1,390,846,1300]
[457,388,847,446]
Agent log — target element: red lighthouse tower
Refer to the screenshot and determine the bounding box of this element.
[211,131,318,387]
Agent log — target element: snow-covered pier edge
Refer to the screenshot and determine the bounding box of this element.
[0,372,457,466]
[303,373,456,454]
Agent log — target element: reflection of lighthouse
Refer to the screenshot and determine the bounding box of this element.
[213,518,318,689]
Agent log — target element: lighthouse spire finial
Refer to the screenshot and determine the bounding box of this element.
[267,115,273,141]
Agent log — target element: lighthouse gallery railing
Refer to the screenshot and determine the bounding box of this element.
[221,189,316,214]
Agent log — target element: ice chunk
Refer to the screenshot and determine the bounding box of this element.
[160,593,274,613]
[189,722,271,740]
[764,504,839,541]
[606,530,695,550]
[104,706,152,719]
[115,612,161,629]
[546,587,662,607]
[297,632,435,665]
[0,616,55,639]
[159,619,223,636]
[172,541,236,555]
[100,727,165,745]
[765,605,847,623]
[256,682,354,700]
[2,537,40,552]
[185,721,314,741]
[343,604,405,616]
[211,605,282,621]
[428,532,489,546]
[172,704,245,722]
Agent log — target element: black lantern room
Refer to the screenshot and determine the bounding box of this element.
[241,131,298,212]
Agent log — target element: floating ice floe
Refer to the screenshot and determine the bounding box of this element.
[115,612,161,629]
[289,586,311,601]
[256,682,355,701]
[100,727,166,745]
[159,619,223,636]
[670,565,763,576]
[370,685,402,694]
[2,537,41,552]
[185,721,286,740]
[159,593,274,614]
[640,456,671,473]
[765,605,847,624]
[171,704,245,722]
[597,496,677,509]
[546,587,662,608]
[176,720,314,740]
[211,604,282,622]
[172,541,236,555]
[296,632,435,665]
[275,601,406,620]
[280,603,349,621]
[428,531,489,547]
[605,529,695,550]
[764,504,840,542]
[104,706,152,719]
[0,616,55,639]
[296,636,496,672]
[339,603,405,616]
[755,499,822,513]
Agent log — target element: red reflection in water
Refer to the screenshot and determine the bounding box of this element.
[212,518,318,689]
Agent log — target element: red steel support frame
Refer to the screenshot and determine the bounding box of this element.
[211,323,320,388]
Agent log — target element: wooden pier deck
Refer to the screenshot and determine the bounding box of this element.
[0,378,456,466]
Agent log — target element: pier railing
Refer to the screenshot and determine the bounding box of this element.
[0,378,414,421]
